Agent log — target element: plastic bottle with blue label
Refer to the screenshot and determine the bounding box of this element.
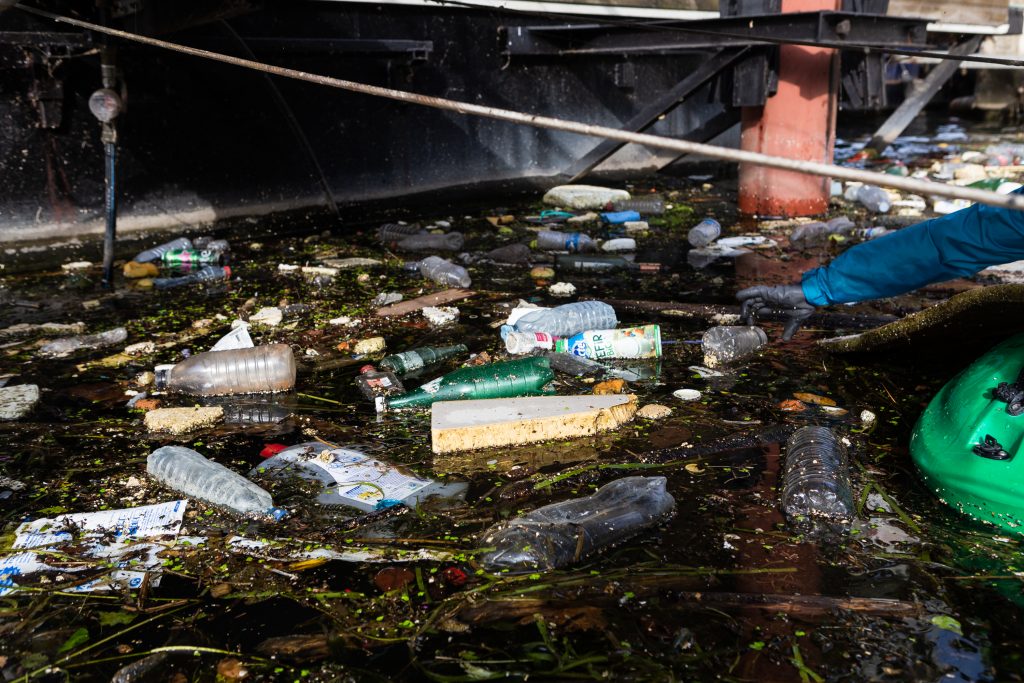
[500,301,617,340]
[147,445,286,520]
[535,230,598,253]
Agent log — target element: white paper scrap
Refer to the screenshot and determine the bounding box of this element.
[1,500,187,596]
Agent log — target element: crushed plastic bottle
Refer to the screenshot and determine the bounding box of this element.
[477,476,676,572]
[192,236,231,252]
[554,325,662,360]
[611,198,665,215]
[256,442,467,512]
[549,352,614,379]
[501,301,617,339]
[854,184,891,213]
[484,243,532,264]
[418,256,472,288]
[132,237,192,264]
[378,357,554,411]
[377,222,422,243]
[781,426,853,536]
[153,265,231,290]
[379,344,468,376]
[535,230,598,252]
[147,445,286,520]
[155,344,296,396]
[39,327,128,358]
[789,217,857,248]
[687,218,721,248]
[702,326,768,367]
[395,232,464,252]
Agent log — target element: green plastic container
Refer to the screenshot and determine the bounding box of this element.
[910,333,1024,534]
[377,357,555,411]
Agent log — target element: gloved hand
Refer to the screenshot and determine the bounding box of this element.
[736,284,816,341]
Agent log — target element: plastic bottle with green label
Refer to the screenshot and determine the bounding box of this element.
[377,357,555,411]
[554,325,662,360]
[379,344,468,376]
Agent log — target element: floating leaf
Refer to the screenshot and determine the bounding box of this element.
[930,615,963,635]
[97,611,136,627]
[793,393,836,406]
[57,627,89,653]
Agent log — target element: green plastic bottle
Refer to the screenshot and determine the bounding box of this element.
[377,357,555,411]
[379,344,468,376]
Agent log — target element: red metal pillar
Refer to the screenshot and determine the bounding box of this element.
[738,0,840,217]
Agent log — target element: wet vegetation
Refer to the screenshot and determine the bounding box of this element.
[2,118,1024,681]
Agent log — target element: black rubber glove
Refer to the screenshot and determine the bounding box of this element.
[736,284,816,341]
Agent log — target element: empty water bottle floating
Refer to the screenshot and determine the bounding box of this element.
[147,445,286,520]
[781,427,854,537]
[501,301,617,339]
[701,326,768,368]
[418,256,472,288]
[477,476,676,572]
[132,236,192,264]
[535,230,598,253]
[687,218,721,248]
[155,344,297,396]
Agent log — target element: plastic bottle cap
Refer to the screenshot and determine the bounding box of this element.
[360,364,377,374]
[222,266,232,278]
[267,507,288,521]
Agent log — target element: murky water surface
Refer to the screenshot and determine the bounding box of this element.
[2,116,1024,681]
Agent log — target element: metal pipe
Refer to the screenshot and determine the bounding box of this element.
[101,139,116,287]
[17,4,1024,212]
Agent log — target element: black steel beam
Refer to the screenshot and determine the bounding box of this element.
[656,107,742,170]
[0,31,92,48]
[199,37,434,59]
[563,47,749,182]
[502,11,927,57]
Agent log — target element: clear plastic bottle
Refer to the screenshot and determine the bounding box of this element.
[502,301,617,339]
[485,243,532,264]
[855,185,891,213]
[377,222,422,243]
[701,326,768,367]
[505,331,558,355]
[379,344,468,376]
[153,265,231,290]
[781,426,853,533]
[395,232,464,252]
[535,230,598,253]
[39,327,128,358]
[132,237,192,264]
[418,256,472,288]
[477,476,675,572]
[155,344,296,396]
[612,198,665,215]
[147,445,286,520]
[687,218,721,247]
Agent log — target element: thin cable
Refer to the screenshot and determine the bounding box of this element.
[424,0,1024,68]
[16,3,1024,212]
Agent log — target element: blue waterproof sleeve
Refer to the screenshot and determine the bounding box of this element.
[801,189,1024,306]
